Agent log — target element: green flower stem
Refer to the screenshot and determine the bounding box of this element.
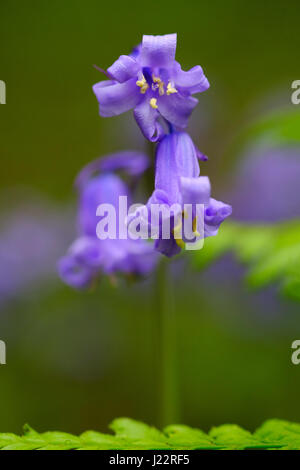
[155,259,180,427]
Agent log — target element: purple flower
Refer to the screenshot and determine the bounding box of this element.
[58,152,158,289]
[0,193,73,304]
[93,34,209,142]
[228,146,300,222]
[129,132,232,257]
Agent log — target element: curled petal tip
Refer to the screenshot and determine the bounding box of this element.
[57,255,94,290]
[196,148,208,161]
[107,55,140,83]
[141,33,177,68]
[93,78,142,117]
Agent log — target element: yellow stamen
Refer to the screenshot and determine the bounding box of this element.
[172,219,185,249]
[175,238,185,249]
[150,98,158,109]
[167,82,178,95]
[192,216,200,237]
[152,75,165,95]
[136,75,149,94]
[173,223,182,239]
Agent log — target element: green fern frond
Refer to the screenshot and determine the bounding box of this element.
[0,418,300,450]
[191,220,300,301]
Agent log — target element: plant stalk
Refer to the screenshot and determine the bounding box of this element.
[155,259,180,427]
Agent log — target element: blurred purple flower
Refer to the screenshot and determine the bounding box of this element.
[93,33,209,142]
[228,146,300,222]
[0,193,73,304]
[58,152,158,289]
[129,132,232,257]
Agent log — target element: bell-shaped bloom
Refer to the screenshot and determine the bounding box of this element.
[128,132,232,257]
[93,34,209,142]
[58,152,158,289]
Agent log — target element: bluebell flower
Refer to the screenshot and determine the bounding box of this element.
[93,34,209,142]
[128,132,232,257]
[58,152,158,289]
[0,193,73,303]
[228,146,300,222]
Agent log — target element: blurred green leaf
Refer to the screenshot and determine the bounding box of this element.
[282,276,300,302]
[227,109,300,160]
[192,220,300,300]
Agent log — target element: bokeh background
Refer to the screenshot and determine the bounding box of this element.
[1,0,300,434]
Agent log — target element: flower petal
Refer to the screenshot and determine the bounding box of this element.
[140,33,177,68]
[93,78,142,117]
[174,132,200,179]
[98,239,129,274]
[130,43,142,59]
[57,254,95,289]
[180,176,211,206]
[196,147,208,161]
[153,132,201,204]
[204,198,232,237]
[75,151,149,189]
[119,239,159,275]
[107,55,140,83]
[173,62,210,94]
[154,133,181,202]
[158,93,198,128]
[154,237,181,258]
[78,173,129,236]
[134,98,165,142]
[69,236,103,267]
[99,151,149,176]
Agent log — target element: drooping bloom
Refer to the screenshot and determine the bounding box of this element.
[93,34,209,142]
[128,132,232,257]
[58,152,158,289]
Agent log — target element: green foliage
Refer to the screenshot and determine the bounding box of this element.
[191,220,300,301]
[226,108,300,162]
[203,106,300,301]
[0,418,300,450]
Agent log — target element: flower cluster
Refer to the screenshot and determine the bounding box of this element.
[59,33,231,289]
[93,34,209,142]
[127,131,232,257]
[58,152,158,288]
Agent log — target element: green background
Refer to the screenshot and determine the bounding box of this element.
[0,0,300,434]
